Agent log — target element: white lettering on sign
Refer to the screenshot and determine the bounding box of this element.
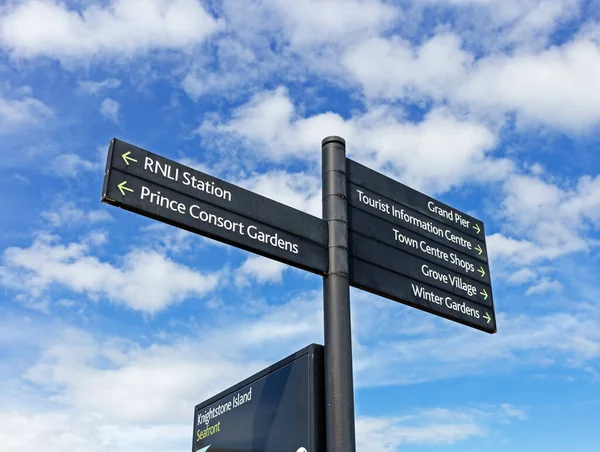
[427,201,471,228]
[450,253,475,274]
[356,189,478,253]
[393,229,419,249]
[140,186,186,214]
[144,156,179,181]
[189,205,246,234]
[444,229,473,250]
[247,225,299,254]
[428,201,453,221]
[411,284,443,305]
[182,172,232,202]
[143,156,232,202]
[393,229,477,275]
[444,297,480,318]
[391,206,444,237]
[135,186,301,256]
[412,283,480,319]
[357,190,391,214]
[421,264,480,297]
[421,264,449,283]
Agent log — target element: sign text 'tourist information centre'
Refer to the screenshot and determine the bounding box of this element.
[101,139,496,333]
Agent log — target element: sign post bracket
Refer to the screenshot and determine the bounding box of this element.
[321,136,356,452]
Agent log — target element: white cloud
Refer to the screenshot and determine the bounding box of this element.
[0,0,223,61]
[0,411,190,452]
[235,255,287,286]
[41,202,112,228]
[507,268,538,284]
[352,302,600,386]
[342,27,600,130]
[0,233,220,314]
[343,33,472,100]
[525,277,563,295]
[457,39,600,130]
[47,153,101,177]
[79,78,121,94]
[264,0,399,46]
[237,169,322,217]
[100,98,120,123]
[200,87,511,194]
[418,0,581,50]
[0,93,52,130]
[356,410,486,451]
[488,172,600,268]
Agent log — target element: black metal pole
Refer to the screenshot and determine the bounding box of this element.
[321,136,356,452]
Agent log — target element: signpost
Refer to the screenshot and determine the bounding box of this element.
[192,344,324,452]
[100,136,498,452]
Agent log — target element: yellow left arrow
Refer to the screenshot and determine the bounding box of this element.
[117,181,134,196]
[121,151,138,165]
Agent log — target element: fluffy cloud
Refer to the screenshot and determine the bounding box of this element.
[0,93,52,131]
[47,153,102,178]
[237,169,322,217]
[200,87,510,194]
[488,173,600,268]
[343,33,472,100]
[41,202,113,228]
[457,39,600,130]
[344,31,600,130]
[264,0,398,46]
[79,78,122,94]
[0,0,223,61]
[100,98,120,123]
[235,255,287,286]
[0,233,220,314]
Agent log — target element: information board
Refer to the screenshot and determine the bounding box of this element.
[192,344,324,452]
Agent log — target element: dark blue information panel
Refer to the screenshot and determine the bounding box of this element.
[192,344,324,452]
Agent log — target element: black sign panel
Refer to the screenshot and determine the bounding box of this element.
[347,159,485,240]
[346,159,496,334]
[350,232,493,308]
[192,344,324,452]
[349,207,490,285]
[347,183,488,263]
[101,139,328,275]
[351,258,496,333]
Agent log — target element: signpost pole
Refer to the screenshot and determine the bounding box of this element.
[321,136,356,452]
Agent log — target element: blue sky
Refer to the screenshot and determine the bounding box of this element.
[1,0,600,450]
